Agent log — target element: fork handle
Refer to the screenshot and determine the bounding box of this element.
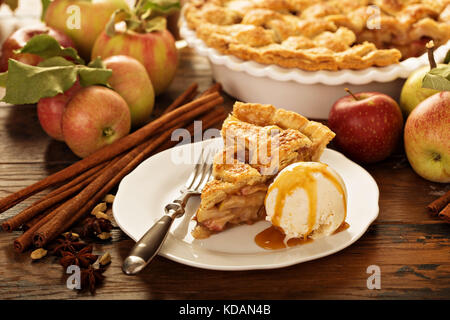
[122,193,193,275]
[122,211,177,275]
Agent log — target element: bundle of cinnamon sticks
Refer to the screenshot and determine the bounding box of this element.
[427,190,450,223]
[0,82,227,252]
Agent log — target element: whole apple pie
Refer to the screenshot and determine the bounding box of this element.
[184,0,450,71]
[192,102,335,238]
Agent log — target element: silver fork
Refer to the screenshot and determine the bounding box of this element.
[122,148,214,275]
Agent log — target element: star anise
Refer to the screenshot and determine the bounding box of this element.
[49,233,86,256]
[59,245,98,269]
[81,217,113,238]
[81,265,105,294]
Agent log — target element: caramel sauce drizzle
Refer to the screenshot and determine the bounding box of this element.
[333,221,350,234]
[256,163,347,250]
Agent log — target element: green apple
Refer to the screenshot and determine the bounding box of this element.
[103,55,155,128]
[91,1,179,95]
[43,0,129,60]
[92,27,178,95]
[404,91,450,183]
[399,64,443,116]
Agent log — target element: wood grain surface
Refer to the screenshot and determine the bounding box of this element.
[0,2,449,300]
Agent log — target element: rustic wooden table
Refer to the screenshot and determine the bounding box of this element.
[0,3,449,300]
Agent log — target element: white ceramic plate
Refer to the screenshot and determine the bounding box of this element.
[113,138,379,271]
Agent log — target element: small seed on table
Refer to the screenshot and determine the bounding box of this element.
[103,194,115,204]
[92,202,107,215]
[99,252,111,266]
[63,232,79,239]
[31,248,47,260]
[97,232,112,240]
[94,211,110,221]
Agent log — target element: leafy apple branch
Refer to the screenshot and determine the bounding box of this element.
[422,48,450,92]
[0,36,112,105]
[0,58,112,105]
[106,0,180,36]
[16,34,85,65]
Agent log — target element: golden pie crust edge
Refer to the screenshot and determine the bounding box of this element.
[184,0,450,71]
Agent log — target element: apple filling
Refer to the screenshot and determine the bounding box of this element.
[195,188,267,237]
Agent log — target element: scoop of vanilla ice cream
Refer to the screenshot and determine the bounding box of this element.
[265,162,347,240]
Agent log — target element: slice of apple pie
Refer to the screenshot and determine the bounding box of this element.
[192,102,335,239]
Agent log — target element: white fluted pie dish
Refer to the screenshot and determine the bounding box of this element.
[180,18,450,119]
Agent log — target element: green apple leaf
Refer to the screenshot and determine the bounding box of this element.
[0,72,7,88]
[422,65,450,91]
[106,9,132,37]
[125,17,144,31]
[143,16,167,32]
[137,0,180,18]
[1,59,78,105]
[16,34,85,65]
[444,49,450,64]
[0,59,112,104]
[38,56,76,67]
[41,0,51,20]
[78,66,112,87]
[81,58,113,88]
[88,57,105,69]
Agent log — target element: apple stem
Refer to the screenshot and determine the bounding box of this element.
[426,40,437,69]
[103,127,115,138]
[345,88,359,101]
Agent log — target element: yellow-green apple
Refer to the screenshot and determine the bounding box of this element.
[0,26,74,72]
[62,86,131,158]
[37,80,81,141]
[43,0,129,60]
[328,90,404,164]
[92,27,178,95]
[404,91,450,183]
[399,64,442,116]
[102,55,155,128]
[399,41,444,117]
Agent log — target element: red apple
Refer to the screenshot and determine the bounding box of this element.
[328,90,404,163]
[103,55,155,128]
[37,81,82,141]
[0,26,74,72]
[62,86,131,158]
[404,92,450,183]
[92,28,178,95]
[44,0,129,60]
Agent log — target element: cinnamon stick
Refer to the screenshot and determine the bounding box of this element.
[438,203,450,223]
[156,107,227,152]
[33,106,227,247]
[2,159,112,232]
[33,130,172,247]
[0,91,222,214]
[31,108,209,247]
[22,203,60,231]
[155,96,223,134]
[58,109,228,237]
[13,202,64,252]
[427,190,450,215]
[200,82,222,97]
[44,161,110,200]
[163,82,199,114]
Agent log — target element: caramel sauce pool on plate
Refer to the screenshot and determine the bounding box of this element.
[254,222,349,250]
